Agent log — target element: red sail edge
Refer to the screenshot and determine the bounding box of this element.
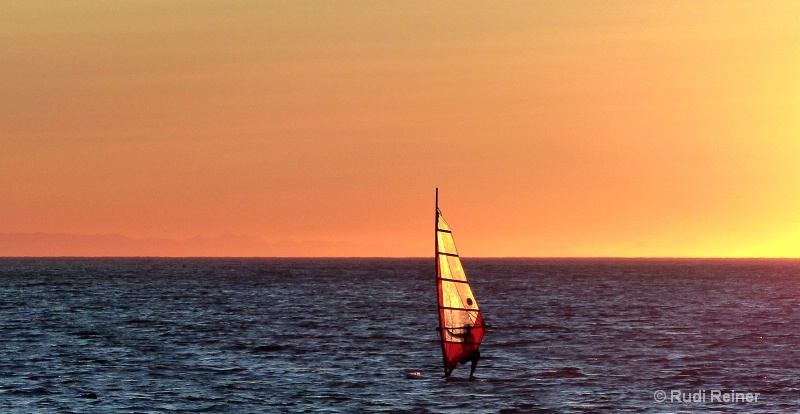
[435,190,484,375]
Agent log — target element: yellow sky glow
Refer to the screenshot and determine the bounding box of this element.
[2,1,800,257]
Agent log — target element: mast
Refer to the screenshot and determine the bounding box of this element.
[435,188,447,376]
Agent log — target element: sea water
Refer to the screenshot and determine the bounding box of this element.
[1,258,799,413]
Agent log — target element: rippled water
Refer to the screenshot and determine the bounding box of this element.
[1,258,799,413]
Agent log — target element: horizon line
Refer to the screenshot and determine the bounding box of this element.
[1,256,799,260]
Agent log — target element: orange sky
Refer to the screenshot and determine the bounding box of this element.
[2,1,800,257]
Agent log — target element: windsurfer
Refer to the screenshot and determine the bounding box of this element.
[442,324,481,378]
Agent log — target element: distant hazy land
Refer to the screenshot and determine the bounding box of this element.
[0,233,382,257]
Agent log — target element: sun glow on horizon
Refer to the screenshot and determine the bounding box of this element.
[2,1,800,257]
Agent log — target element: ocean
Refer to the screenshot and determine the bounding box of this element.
[1,258,798,413]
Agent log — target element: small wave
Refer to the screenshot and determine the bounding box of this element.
[498,404,547,414]
[524,324,570,331]
[539,367,587,378]
[124,318,152,325]
[223,342,250,351]
[252,344,291,353]
[220,383,252,391]
[9,387,51,396]
[195,404,230,412]
[72,330,104,339]
[492,339,550,348]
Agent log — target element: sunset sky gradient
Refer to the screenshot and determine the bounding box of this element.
[3,1,800,257]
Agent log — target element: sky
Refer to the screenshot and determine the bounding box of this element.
[2,1,800,257]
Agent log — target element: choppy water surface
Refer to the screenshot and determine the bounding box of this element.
[1,258,799,413]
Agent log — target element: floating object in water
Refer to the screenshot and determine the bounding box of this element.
[404,370,424,379]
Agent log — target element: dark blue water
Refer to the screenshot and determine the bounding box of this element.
[1,258,799,413]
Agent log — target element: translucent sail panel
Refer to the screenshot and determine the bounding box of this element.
[441,307,480,342]
[440,279,479,316]
[440,278,482,344]
[437,215,459,257]
[438,249,466,282]
[437,214,479,313]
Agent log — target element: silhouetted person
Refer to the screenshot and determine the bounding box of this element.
[442,324,481,378]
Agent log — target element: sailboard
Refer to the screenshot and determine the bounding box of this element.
[435,188,485,377]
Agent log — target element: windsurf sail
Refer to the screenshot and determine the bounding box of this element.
[435,188,485,376]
